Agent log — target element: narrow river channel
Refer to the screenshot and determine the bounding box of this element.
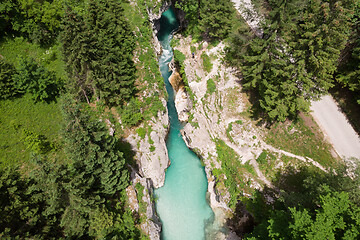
[154,8,214,240]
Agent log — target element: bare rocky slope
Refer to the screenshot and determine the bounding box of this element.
[169,31,334,237]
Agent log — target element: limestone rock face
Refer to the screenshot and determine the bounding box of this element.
[127,172,162,240]
[148,1,172,56]
[171,35,266,238]
[126,99,170,189]
[175,87,192,122]
[168,69,192,122]
[168,70,182,92]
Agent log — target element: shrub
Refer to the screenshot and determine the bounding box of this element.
[0,60,19,100]
[119,97,143,127]
[201,52,212,72]
[206,78,216,94]
[136,127,146,139]
[256,151,268,165]
[14,58,62,102]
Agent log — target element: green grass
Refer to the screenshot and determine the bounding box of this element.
[0,36,67,81]
[206,78,216,95]
[201,52,213,73]
[121,1,167,122]
[214,138,255,209]
[265,117,338,167]
[0,94,65,168]
[136,127,146,139]
[135,182,147,223]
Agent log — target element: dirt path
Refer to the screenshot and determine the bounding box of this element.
[310,95,360,160]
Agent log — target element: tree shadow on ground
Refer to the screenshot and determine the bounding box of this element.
[116,138,138,172]
[330,84,360,137]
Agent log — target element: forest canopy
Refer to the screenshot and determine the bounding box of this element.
[226,0,359,121]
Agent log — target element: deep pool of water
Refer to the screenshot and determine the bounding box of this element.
[154,8,214,240]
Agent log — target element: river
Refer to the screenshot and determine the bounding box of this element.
[154,7,214,240]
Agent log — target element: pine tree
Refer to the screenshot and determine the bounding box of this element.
[62,1,136,106]
[61,97,129,197]
[198,0,235,40]
[235,0,352,121]
[0,59,18,100]
[62,8,94,103]
[88,0,136,106]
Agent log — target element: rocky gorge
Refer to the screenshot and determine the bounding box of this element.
[123,1,332,239]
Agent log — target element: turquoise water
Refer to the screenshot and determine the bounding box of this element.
[154,8,214,240]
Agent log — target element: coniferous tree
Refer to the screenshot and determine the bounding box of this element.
[0,59,18,100]
[62,8,94,103]
[88,0,136,106]
[231,0,352,121]
[336,1,360,103]
[62,1,136,106]
[61,97,129,197]
[198,0,235,40]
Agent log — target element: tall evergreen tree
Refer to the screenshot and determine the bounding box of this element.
[232,0,352,121]
[88,0,136,106]
[62,1,136,106]
[61,97,129,197]
[62,8,94,103]
[198,0,235,40]
[0,59,18,100]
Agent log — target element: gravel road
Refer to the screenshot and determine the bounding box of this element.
[310,95,360,159]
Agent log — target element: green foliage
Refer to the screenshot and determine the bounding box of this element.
[135,182,147,217]
[119,97,143,127]
[206,78,216,94]
[198,0,235,40]
[21,129,51,154]
[228,0,351,121]
[256,151,267,165]
[149,145,155,152]
[0,94,64,167]
[336,1,360,104]
[0,59,18,99]
[62,0,136,106]
[175,0,235,40]
[136,127,147,139]
[14,57,62,102]
[121,0,166,120]
[174,49,186,65]
[0,37,67,82]
[89,206,114,238]
[265,117,337,167]
[88,0,136,106]
[244,165,360,239]
[215,139,253,209]
[0,0,68,44]
[62,97,129,196]
[174,0,201,37]
[201,53,213,73]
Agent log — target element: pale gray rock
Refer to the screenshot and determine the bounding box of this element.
[126,99,170,189]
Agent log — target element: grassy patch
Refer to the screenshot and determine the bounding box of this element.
[0,37,66,81]
[135,182,147,222]
[265,117,338,167]
[206,78,216,95]
[122,1,166,122]
[0,94,65,168]
[136,127,146,139]
[214,138,255,209]
[201,52,213,73]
